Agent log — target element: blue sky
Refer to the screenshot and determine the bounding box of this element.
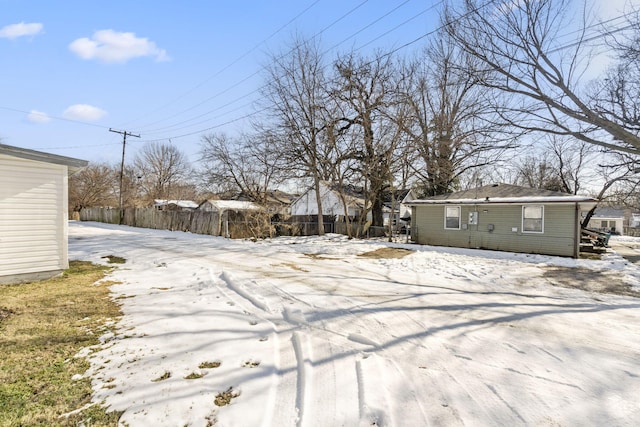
[0,0,443,165]
[0,0,634,167]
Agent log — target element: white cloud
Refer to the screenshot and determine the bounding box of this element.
[0,22,43,39]
[27,110,51,123]
[63,104,107,121]
[68,29,170,63]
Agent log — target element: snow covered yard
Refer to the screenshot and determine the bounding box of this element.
[69,221,640,426]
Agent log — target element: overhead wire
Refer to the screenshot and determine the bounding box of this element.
[142,0,637,143]
[131,0,372,133]
[136,0,490,142]
[122,0,323,128]
[135,0,421,138]
[22,0,637,151]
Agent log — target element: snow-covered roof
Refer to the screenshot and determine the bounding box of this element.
[199,200,261,211]
[154,199,199,209]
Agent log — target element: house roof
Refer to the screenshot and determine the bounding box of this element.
[409,183,597,206]
[0,143,88,174]
[235,190,297,205]
[154,199,199,209]
[199,200,261,211]
[591,206,625,219]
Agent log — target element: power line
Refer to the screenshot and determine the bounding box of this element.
[134,0,416,136]
[0,106,111,129]
[140,1,637,143]
[128,0,336,131]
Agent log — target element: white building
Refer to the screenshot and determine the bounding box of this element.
[0,144,87,284]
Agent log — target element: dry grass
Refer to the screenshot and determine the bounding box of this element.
[0,261,123,426]
[543,267,639,298]
[358,247,414,259]
[214,387,240,407]
[199,361,222,369]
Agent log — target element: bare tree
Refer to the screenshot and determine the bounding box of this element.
[260,35,335,235]
[331,51,399,228]
[134,142,192,204]
[398,31,513,197]
[444,0,640,155]
[200,131,286,204]
[69,163,117,213]
[547,137,596,194]
[581,152,640,226]
[514,156,564,191]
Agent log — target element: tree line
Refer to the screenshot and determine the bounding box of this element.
[71,0,640,230]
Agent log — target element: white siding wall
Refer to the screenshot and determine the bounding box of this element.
[0,154,68,279]
[291,183,347,216]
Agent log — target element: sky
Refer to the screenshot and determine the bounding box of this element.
[67,221,640,425]
[0,0,636,167]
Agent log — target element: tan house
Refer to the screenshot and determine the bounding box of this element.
[0,144,87,284]
[409,183,598,258]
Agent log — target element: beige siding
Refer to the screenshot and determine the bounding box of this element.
[0,154,68,279]
[412,203,580,257]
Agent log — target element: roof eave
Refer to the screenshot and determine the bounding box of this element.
[408,197,598,206]
[0,143,88,173]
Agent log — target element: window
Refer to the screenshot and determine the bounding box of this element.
[445,206,461,229]
[522,205,544,233]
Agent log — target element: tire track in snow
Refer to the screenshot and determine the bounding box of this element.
[292,331,312,427]
[356,355,392,426]
[219,270,272,313]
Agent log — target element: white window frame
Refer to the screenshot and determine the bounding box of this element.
[444,206,461,230]
[522,205,544,233]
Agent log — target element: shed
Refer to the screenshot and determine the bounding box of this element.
[0,143,88,284]
[197,199,263,238]
[408,183,597,258]
[154,199,199,211]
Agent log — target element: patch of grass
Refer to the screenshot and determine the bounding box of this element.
[199,361,221,369]
[214,387,240,407]
[184,372,205,380]
[358,247,414,259]
[102,255,126,264]
[0,260,123,426]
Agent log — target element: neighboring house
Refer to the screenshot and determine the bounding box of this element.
[408,183,597,258]
[383,189,416,228]
[0,143,87,284]
[154,199,199,211]
[584,206,625,235]
[236,190,296,217]
[290,181,368,218]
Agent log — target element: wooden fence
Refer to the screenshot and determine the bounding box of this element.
[79,208,398,239]
[80,207,272,239]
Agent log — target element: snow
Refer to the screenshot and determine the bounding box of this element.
[69,221,640,426]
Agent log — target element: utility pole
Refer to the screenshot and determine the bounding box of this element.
[109,128,140,224]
